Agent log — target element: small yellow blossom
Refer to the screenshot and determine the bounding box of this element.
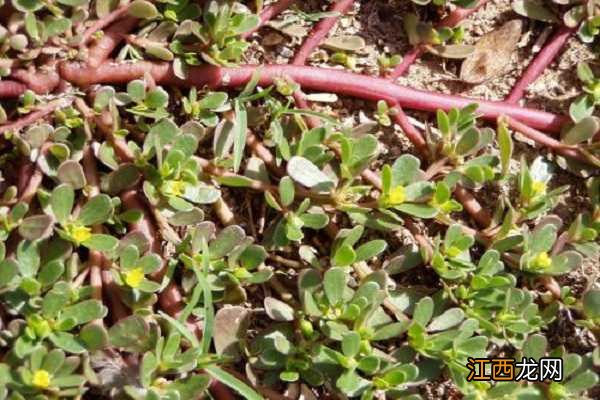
[233,267,251,280]
[32,369,51,389]
[531,180,547,197]
[69,225,92,244]
[164,180,186,197]
[533,252,552,269]
[388,186,406,205]
[446,246,462,258]
[124,268,145,288]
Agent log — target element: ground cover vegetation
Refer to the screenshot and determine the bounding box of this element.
[0,0,598,399]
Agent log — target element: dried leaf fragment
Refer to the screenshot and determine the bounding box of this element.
[460,20,523,84]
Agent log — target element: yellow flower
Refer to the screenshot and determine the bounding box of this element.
[531,180,547,197]
[233,267,251,280]
[446,246,462,258]
[164,180,186,197]
[533,252,552,269]
[124,267,145,288]
[32,369,51,389]
[69,225,92,243]
[388,186,406,205]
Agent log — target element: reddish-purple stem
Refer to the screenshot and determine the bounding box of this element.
[242,0,297,39]
[0,80,27,98]
[0,100,63,134]
[11,67,60,95]
[454,186,492,227]
[390,104,428,153]
[291,0,355,128]
[389,0,490,80]
[439,1,489,28]
[504,116,593,165]
[79,5,130,46]
[505,26,574,104]
[292,0,354,66]
[59,62,568,133]
[120,191,187,320]
[87,17,138,67]
[389,47,423,80]
[18,169,43,205]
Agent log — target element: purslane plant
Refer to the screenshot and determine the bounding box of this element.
[0,0,598,398]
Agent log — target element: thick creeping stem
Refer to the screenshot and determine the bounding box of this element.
[242,0,297,39]
[10,67,61,95]
[59,61,569,133]
[505,25,575,104]
[120,191,197,331]
[79,5,131,47]
[0,99,67,134]
[291,0,355,66]
[0,80,27,98]
[86,16,139,67]
[290,0,355,128]
[504,116,592,165]
[389,0,491,80]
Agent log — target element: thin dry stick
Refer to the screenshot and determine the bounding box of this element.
[505,26,574,104]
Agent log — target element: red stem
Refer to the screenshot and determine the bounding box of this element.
[120,191,161,267]
[504,116,592,165]
[388,47,423,80]
[11,68,60,95]
[97,109,135,162]
[209,380,236,400]
[79,5,130,46]
[505,26,574,104]
[440,1,489,28]
[17,159,35,195]
[101,268,129,322]
[290,0,354,128]
[454,185,492,227]
[18,168,43,205]
[390,104,428,153]
[291,0,354,66]
[0,80,27,98]
[87,17,138,67]
[242,0,296,39]
[389,0,490,80]
[83,146,103,301]
[59,62,568,133]
[120,190,186,317]
[0,99,65,134]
